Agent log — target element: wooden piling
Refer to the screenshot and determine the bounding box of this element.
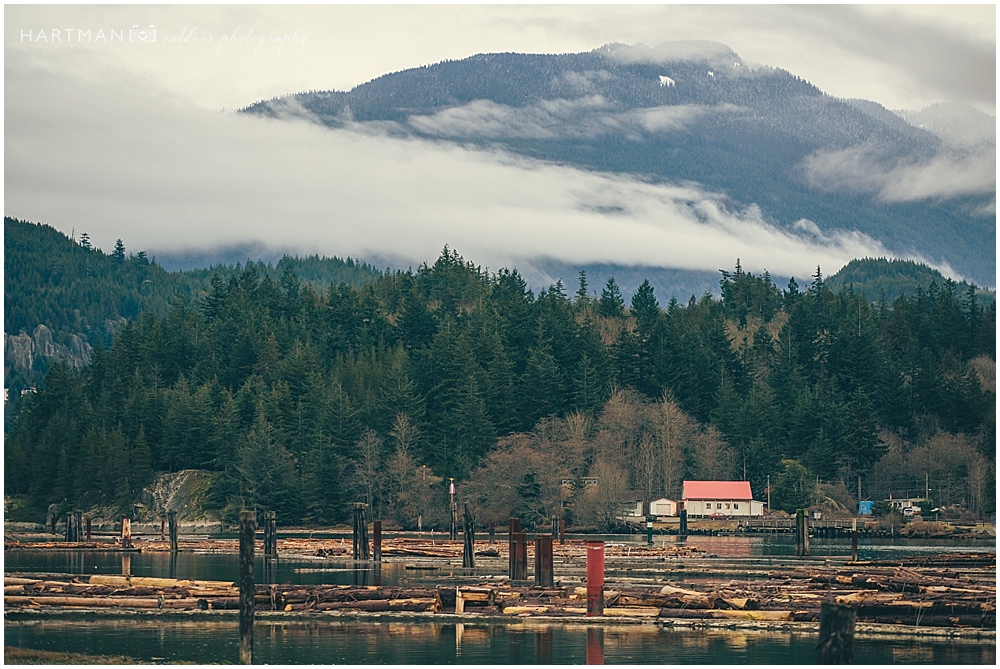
[65,512,80,542]
[373,520,382,563]
[450,502,458,541]
[263,511,277,557]
[558,518,565,545]
[84,517,92,541]
[795,509,810,556]
[679,507,688,537]
[168,511,179,553]
[462,504,475,568]
[817,601,856,664]
[534,534,553,587]
[353,505,360,559]
[586,541,604,616]
[851,518,858,562]
[238,510,255,665]
[512,533,528,580]
[488,521,495,545]
[120,517,132,550]
[353,503,370,560]
[508,518,520,578]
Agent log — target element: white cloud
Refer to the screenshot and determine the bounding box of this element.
[800,146,996,203]
[4,5,993,113]
[403,97,718,141]
[4,60,898,281]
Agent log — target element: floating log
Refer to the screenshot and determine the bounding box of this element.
[88,575,236,589]
[313,598,440,613]
[5,596,162,608]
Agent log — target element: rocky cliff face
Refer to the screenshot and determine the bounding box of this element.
[4,324,92,375]
[140,469,219,523]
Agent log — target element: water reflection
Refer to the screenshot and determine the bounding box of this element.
[3,551,414,587]
[5,619,993,665]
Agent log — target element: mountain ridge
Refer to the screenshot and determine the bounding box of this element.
[242,42,995,287]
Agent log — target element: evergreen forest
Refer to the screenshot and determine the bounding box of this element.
[4,220,996,529]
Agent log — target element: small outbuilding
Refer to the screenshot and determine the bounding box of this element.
[649,498,677,517]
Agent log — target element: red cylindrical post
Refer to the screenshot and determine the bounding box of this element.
[586,541,604,616]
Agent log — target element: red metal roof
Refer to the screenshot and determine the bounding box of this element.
[683,480,753,500]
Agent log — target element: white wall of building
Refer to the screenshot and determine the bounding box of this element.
[686,499,764,517]
[650,498,676,516]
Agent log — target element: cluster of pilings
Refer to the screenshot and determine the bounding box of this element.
[352,504,370,560]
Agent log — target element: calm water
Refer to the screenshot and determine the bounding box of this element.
[5,534,993,585]
[4,618,994,664]
[6,536,994,664]
[2,550,419,586]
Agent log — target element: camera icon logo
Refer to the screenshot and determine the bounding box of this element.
[129,25,156,42]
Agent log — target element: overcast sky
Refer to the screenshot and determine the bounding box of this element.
[4,4,996,283]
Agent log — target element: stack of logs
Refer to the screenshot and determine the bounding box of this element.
[4,576,441,613]
[6,566,994,628]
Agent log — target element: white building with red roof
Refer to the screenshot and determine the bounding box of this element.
[682,480,765,517]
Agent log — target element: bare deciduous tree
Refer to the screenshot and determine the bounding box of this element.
[355,429,383,514]
[577,458,630,531]
[654,397,692,499]
[691,426,734,481]
[635,432,658,502]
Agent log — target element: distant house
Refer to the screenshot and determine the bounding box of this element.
[682,480,765,517]
[618,497,678,522]
[650,498,677,517]
[887,497,926,517]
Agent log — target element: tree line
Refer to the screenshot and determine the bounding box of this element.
[5,246,995,527]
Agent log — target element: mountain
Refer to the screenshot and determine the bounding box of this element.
[826,258,995,305]
[243,42,996,288]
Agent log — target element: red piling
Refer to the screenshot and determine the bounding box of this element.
[586,541,604,616]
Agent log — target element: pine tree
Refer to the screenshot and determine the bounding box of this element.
[112,239,126,263]
[599,277,625,318]
[575,270,590,305]
[630,279,659,334]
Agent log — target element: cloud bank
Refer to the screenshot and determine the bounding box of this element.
[6,58,902,282]
[801,146,995,204]
[405,97,720,141]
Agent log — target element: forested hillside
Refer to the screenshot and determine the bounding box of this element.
[6,243,994,528]
[3,218,382,405]
[826,258,995,306]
